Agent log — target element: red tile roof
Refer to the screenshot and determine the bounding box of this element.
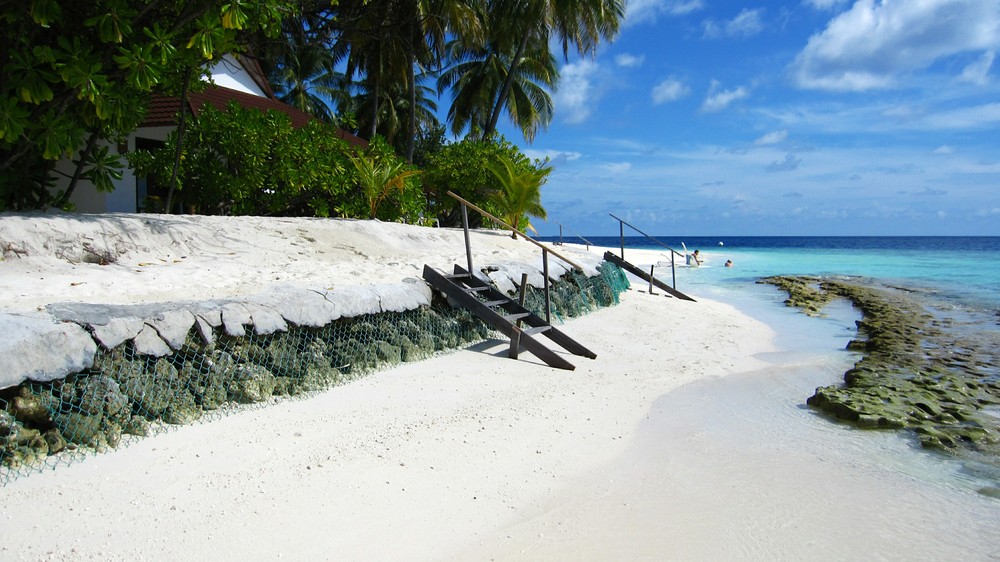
[143,86,368,149]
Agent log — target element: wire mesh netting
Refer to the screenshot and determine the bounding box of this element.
[0,262,629,485]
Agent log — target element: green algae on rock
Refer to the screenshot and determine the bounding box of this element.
[760,275,1000,465]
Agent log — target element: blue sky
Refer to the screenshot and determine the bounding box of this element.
[495,0,1000,237]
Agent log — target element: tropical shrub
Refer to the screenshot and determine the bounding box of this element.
[346,136,422,220]
[128,102,356,216]
[0,0,293,211]
[420,135,532,227]
[324,135,422,222]
[486,152,551,237]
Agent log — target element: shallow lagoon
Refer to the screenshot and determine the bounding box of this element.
[540,237,1000,558]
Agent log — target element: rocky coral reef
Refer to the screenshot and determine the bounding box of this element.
[760,276,1000,463]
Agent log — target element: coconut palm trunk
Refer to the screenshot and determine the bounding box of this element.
[482,29,531,140]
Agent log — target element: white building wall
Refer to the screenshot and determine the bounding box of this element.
[207,54,266,97]
[52,55,262,213]
[60,126,174,213]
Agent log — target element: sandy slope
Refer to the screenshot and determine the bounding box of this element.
[4,214,997,561]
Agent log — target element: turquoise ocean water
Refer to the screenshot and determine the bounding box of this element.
[575,235,1000,314]
[545,236,1000,498]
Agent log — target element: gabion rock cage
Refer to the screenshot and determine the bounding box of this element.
[1,262,629,484]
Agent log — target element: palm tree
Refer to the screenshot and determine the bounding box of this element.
[439,36,557,142]
[479,0,625,140]
[348,152,421,219]
[257,14,346,124]
[399,0,481,160]
[335,0,479,156]
[352,74,440,151]
[486,153,550,238]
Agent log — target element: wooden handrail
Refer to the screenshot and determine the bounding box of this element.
[446,191,584,272]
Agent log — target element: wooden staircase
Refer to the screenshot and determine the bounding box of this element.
[422,265,596,370]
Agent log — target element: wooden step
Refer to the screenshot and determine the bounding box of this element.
[503,312,531,322]
[423,264,596,370]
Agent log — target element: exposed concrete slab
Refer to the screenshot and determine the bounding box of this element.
[147,310,196,350]
[90,316,146,349]
[1,259,593,389]
[133,323,172,357]
[221,303,252,337]
[0,313,97,388]
[247,303,288,335]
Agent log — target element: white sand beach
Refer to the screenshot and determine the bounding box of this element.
[1,214,999,561]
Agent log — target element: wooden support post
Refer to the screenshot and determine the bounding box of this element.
[543,249,551,324]
[509,273,529,359]
[461,202,473,275]
[649,265,656,295]
[508,325,522,360]
[671,252,677,289]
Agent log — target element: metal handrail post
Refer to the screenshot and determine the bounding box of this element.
[609,213,684,258]
[557,222,595,250]
[619,220,625,259]
[446,191,584,272]
[461,202,473,275]
[543,248,551,324]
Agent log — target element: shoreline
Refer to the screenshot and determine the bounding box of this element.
[5,285,999,560]
[3,218,999,559]
[1,288,780,560]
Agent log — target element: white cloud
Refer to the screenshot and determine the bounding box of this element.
[933,145,954,155]
[766,152,803,172]
[615,54,645,68]
[804,0,849,10]
[701,80,749,112]
[523,149,582,165]
[626,0,705,26]
[554,60,599,124]
[790,0,1000,91]
[703,8,766,39]
[665,0,705,15]
[754,130,788,145]
[651,77,690,104]
[701,20,721,39]
[959,51,995,85]
[922,102,1000,129]
[604,162,633,173]
[727,8,766,37]
[762,98,1000,134]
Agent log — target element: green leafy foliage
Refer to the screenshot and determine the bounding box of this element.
[0,0,294,211]
[347,136,422,219]
[78,145,125,193]
[127,102,356,216]
[485,152,551,236]
[420,135,534,227]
